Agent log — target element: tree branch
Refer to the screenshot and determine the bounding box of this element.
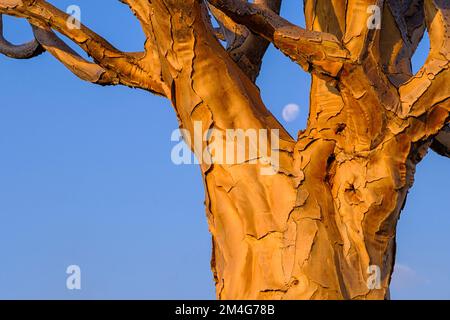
[208,1,247,46]
[303,0,346,39]
[207,0,349,79]
[0,14,43,59]
[380,0,426,86]
[398,0,449,118]
[342,0,384,62]
[209,0,282,81]
[31,24,119,85]
[0,0,167,95]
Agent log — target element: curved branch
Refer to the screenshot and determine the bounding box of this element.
[209,0,282,81]
[398,0,450,118]
[207,0,349,79]
[0,14,43,59]
[208,4,249,49]
[0,0,167,95]
[380,0,426,86]
[31,24,118,85]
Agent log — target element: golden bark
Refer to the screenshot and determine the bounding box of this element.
[1,0,448,300]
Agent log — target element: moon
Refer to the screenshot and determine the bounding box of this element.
[282,103,300,122]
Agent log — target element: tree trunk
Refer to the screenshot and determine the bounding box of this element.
[1,0,448,300]
[143,0,446,300]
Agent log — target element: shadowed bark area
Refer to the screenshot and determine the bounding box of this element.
[1,0,448,299]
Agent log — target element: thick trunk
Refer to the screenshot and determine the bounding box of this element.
[204,88,421,300]
[148,1,398,299]
[147,1,428,300]
[2,0,448,300]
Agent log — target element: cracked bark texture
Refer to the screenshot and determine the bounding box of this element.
[1,0,449,300]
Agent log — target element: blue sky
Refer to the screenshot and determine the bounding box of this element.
[0,1,449,299]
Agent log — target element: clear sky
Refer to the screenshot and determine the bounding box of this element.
[0,1,449,299]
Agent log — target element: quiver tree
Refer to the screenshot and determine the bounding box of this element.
[1,0,449,300]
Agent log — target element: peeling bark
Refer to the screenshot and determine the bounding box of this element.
[1,0,448,300]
